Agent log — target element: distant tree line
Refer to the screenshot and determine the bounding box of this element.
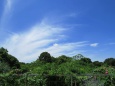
[38,51,115,66]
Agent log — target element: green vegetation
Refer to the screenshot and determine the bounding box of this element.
[0,47,115,86]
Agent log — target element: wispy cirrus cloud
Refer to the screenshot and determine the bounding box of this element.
[0,1,88,62]
[0,0,14,29]
[5,0,12,11]
[1,20,88,63]
[90,43,99,47]
[0,1,90,63]
[44,41,88,57]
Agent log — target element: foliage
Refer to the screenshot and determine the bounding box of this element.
[93,67,105,74]
[0,62,10,73]
[39,52,52,63]
[55,55,72,64]
[73,54,85,60]
[93,61,103,67]
[104,58,115,66]
[0,47,115,85]
[0,47,20,69]
[80,57,92,64]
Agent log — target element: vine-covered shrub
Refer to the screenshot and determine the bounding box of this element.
[104,76,115,86]
[93,67,105,74]
[0,73,46,86]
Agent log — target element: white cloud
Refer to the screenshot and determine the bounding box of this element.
[6,0,12,11]
[90,43,99,47]
[44,42,88,57]
[0,1,88,62]
[53,43,58,47]
[0,0,14,29]
[2,21,88,63]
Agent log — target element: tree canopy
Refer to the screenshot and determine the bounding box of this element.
[39,52,52,62]
[80,57,92,63]
[104,58,115,66]
[0,47,20,69]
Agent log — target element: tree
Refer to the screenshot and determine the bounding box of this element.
[73,54,84,60]
[93,61,103,66]
[80,57,92,64]
[56,55,71,64]
[0,62,10,73]
[104,58,115,66]
[0,47,20,69]
[7,55,20,69]
[39,52,52,62]
[0,47,8,62]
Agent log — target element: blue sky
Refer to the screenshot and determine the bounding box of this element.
[0,0,115,63]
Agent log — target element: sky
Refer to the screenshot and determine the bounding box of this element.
[0,0,115,63]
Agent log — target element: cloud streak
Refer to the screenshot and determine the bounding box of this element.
[5,0,12,11]
[90,43,99,47]
[0,1,89,63]
[0,0,14,29]
[2,21,88,63]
